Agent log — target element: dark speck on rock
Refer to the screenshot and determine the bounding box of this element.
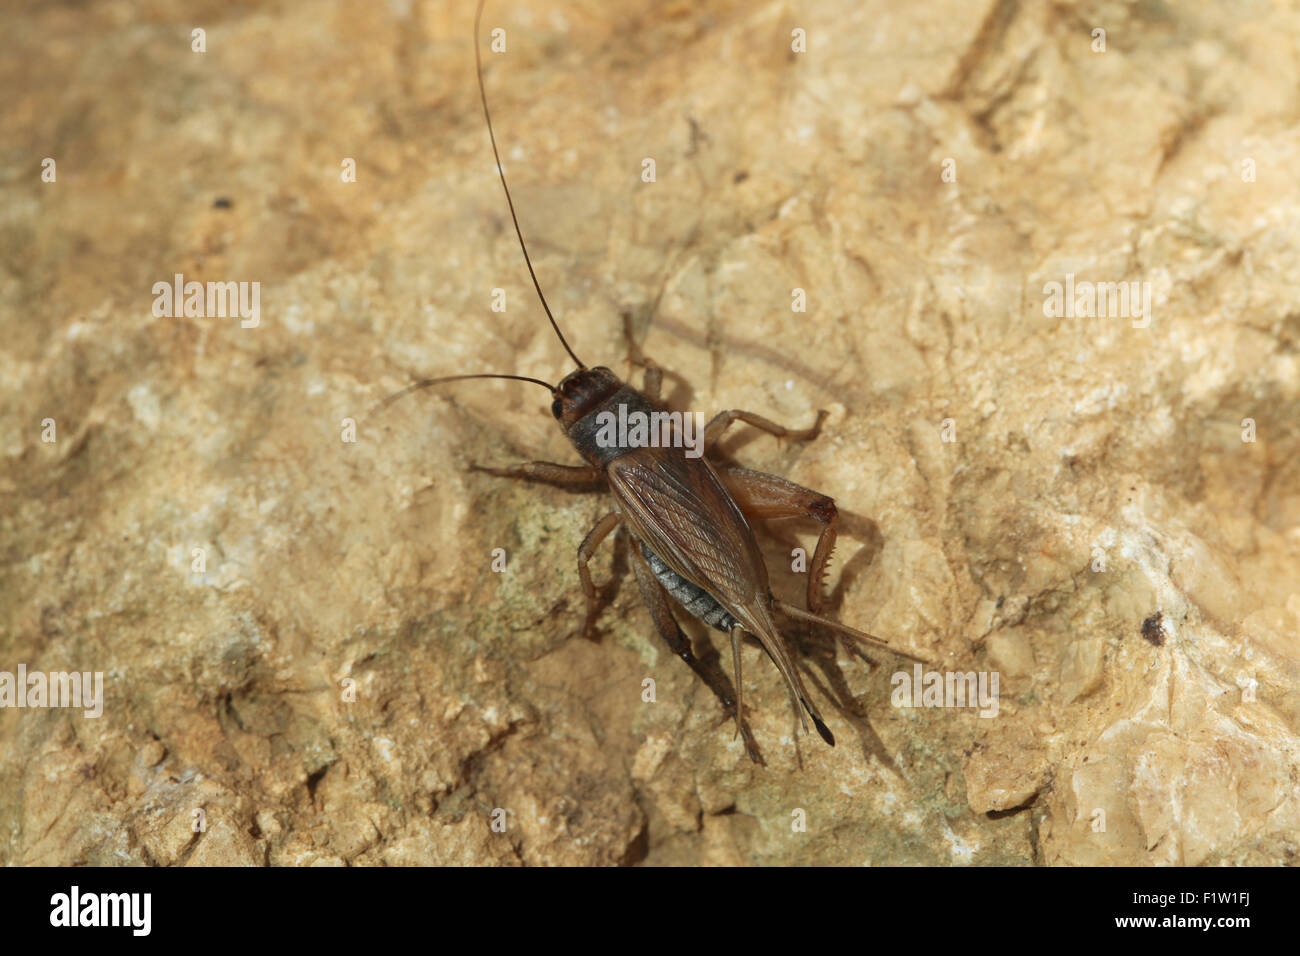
[1141,611,1164,646]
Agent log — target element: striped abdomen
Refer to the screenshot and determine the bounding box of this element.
[639,541,738,633]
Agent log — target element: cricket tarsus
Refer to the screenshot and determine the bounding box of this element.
[474,0,585,370]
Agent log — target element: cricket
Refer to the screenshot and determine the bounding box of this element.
[7,0,1285,881]
[379,0,929,765]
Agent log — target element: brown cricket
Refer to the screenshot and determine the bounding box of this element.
[381,0,927,763]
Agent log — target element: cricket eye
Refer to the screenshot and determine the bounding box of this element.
[551,397,563,419]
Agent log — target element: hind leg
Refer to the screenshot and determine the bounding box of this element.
[716,465,838,615]
[629,544,764,765]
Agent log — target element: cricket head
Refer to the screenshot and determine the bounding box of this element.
[551,365,622,428]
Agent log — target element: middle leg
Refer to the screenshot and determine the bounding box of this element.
[576,511,622,638]
[704,408,828,448]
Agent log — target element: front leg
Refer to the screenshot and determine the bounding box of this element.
[470,461,602,488]
[716,465,838,615]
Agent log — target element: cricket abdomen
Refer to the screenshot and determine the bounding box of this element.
[639,541,738,633]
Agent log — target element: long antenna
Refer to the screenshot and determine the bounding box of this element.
[371,373,554,417]
[474,0,585,369]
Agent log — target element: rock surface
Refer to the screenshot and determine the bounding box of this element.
[2,0,1297,866]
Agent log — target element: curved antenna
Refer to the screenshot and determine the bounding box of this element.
[370,373,554,418]
[474,0,585,369]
